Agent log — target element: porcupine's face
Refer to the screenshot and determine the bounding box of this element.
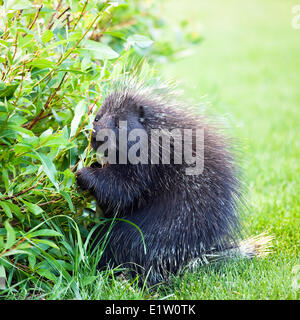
[91,92,150,163]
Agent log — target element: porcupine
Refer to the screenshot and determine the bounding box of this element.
[76,80,272,286]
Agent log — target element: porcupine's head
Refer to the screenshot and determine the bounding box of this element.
[90,82,193,169]
[91,91,148,150]
[91,91,149,166]
[89,77,231,183]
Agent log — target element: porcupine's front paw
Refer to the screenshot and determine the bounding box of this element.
[76,167,95,191]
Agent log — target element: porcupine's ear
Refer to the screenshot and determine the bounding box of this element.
[137,105,147,123]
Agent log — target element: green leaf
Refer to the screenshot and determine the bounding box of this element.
[42,137,71,147]
[28,254,36,269]
[18,34,35,49]
[0,83,19,100]
[70,100,87,138]
[9,114,28,126]
[7,51,13,65]
[0,129,17,139]
[62,169,75,189]
[40,128,53,139]
[28,58,54,69]
[4,201,24,221]
[36,268,57,282]
[27,229,63,238]
[1,249,32,257]
[22,136,39,148]
[34,151,59,191]
[4,220,16,250]
[60,190,74,212]
[14,242,31,250]
[7,124,34,137]
[0,201,12,219]
[127,34,154,48]
[41,30,54,44]
[80,40,119,60]
[81,54,91,71]
[0,40,9,48]
[22,200,43,216]
[14,143,33,155]
[56,260,73,271]
[39,134,71,148]
[7,203,22,220]
[33,239,59,249]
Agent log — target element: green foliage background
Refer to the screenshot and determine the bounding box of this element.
[0,0,200,297]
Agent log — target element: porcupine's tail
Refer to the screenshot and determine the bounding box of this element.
[185,232,274,270]
[218,232,274,259]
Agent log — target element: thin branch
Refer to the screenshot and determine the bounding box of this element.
[27,72,68,130]
[0,238,27,259]
[28,5,43,30]
[0,185,37,201]
[71,0,88,32]
[13,60,26,107]
[57,6,70,19]
[46,0,62,29]
[48,6,70,30]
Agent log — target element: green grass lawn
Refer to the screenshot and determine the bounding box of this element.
[158,0,300,299]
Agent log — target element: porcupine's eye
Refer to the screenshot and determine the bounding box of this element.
[137,105,146,123]
[94,115,100,122]
[114,117,119,129]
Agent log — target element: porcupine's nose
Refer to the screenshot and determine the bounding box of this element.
[91,125,104,150]
[91,126,97,140]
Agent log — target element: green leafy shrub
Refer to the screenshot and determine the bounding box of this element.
[0,0,201,297]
